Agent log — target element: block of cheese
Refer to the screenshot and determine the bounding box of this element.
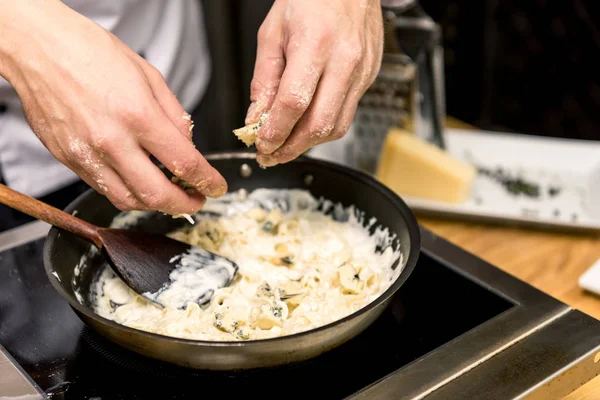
[375,129,476,203]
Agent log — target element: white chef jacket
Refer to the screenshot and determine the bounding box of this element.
[0,0,211,198]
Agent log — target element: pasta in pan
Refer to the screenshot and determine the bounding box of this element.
[91,189,403,341]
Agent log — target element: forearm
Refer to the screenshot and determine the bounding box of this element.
[0,0,70,87]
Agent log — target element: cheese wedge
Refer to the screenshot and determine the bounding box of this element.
[376,129,476,203]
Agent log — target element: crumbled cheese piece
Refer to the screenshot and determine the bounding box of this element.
[232,112,270,146]
[251,302,283,330]
[339,263,364,295]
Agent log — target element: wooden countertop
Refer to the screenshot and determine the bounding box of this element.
[423,118,600,399]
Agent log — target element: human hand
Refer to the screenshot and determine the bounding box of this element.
[245,0,384,167]
[0,0,226,215]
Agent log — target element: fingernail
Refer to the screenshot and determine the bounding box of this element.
[209,183,228,198]
[256,154,278,167]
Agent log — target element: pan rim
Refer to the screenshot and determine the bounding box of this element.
[43,151,421,348]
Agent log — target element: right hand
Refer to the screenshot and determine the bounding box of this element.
[0,0,226,215]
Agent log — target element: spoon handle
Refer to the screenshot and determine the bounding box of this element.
[0,184,103,247]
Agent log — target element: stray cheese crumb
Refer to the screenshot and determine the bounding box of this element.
[172,213,195,225]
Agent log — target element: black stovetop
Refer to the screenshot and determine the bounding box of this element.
[0,236,514,400]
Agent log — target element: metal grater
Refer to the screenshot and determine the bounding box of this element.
[353,54,418,174]
[350,3,446,175]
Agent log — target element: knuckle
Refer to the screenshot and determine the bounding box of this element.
[314,29,334,48]
[275,145,300,161]
[117,103,147,128]
[175,157,201,179]
[306,20,334,44]
[146,64,164,81]
[340,39,364,68]
[310,121,334,139]
[140,188,169,210]
[279,91,309,113]
[109,196,137,212]
[90,133,119,155]
[257,22,272,45]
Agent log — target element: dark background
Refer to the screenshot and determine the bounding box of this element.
[193,0,600,155]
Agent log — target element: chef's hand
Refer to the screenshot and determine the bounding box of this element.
[0,0,226,214]
[246,0,384,167]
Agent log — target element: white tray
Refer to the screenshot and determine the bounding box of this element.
[309,127,600,232]
[404,129,600,232]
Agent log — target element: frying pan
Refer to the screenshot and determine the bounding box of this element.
[43,152,421,370]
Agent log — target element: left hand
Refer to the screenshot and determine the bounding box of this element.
[246,0,384,167]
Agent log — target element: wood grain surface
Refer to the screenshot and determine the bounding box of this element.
[430,118,600,399]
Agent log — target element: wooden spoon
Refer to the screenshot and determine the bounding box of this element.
[0,183,238,307]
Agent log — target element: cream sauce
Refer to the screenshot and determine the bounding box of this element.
[90,189,403,341]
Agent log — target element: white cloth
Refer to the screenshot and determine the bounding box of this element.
[0,0,211,198]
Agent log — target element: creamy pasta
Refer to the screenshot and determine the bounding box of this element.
[91,189,403,341]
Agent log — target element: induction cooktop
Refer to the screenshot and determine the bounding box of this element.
[1,221,600,400]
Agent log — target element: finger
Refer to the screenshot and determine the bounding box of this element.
[67,162,147,211]
[246,16,286,125]
[256,43,362,167]
[102,146,208,215]
[319,42,380,148]
[320,78,366,147]
[140,63,193,140]
[255,35,331,155]
[137,113,227,198]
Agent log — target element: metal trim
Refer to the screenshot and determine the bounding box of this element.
[349,226,583,399]
[426,309,600,400]
[408,204,600,234]
[0,344,44,399]
[0,221,50,253]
